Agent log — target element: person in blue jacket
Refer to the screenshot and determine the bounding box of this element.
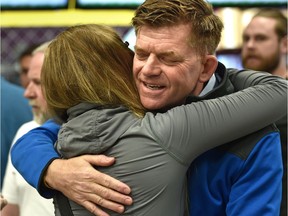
[0,77,32,186]
[11,0,287,215]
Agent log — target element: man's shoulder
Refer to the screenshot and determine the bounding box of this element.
[218,124,279,160]
[12,121,40,145]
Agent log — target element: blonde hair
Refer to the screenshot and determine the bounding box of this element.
[132,0,223,55]
[32,41,51,55]
[42,24,145,122]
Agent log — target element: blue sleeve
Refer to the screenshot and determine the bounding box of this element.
[11,119,60,198]
[226,132,282,215]
[188,129,282,215]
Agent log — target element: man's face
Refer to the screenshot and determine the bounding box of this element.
[241,17,282,73]
[133,23,206,111]
[24,52,48,124]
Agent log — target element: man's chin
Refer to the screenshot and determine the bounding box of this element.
[33,113,49,125]
[243,57,262,66]
[141,99,167,112]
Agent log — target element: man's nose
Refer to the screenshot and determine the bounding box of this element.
[24,83,36,99]
[245,38,255,49]
[141,55,162,76]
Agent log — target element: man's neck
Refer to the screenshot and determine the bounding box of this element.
[271,57,288,79]
[271,67,288,79]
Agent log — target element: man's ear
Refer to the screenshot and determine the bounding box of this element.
[280,35,288,54]
[199,55,218,83]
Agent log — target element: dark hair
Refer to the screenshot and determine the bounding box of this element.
[18,44,40,61]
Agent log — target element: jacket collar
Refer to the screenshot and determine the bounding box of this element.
[185,61,235,103]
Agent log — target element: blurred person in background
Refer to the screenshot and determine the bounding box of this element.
[242,8,287,79]
[17,44,40,88]
[0,77,32,187]
[242,9,287,215]
[2,44,39,87]
[1,42,54,216]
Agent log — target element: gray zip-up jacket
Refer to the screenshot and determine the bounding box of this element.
[55,70,287,216]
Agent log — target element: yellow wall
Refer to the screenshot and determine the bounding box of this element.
[1,9,135,27]
[1,7,287,49]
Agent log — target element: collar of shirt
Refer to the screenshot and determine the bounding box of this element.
[198,74,216,97]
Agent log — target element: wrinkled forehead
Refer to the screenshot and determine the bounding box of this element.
[137,24,206,58]
[136,24,192,46]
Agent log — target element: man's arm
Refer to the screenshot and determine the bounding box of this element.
[11,119,132,216]
[0,195,7,210]
[45,156,133,215]
[2,154,21,216]
[228,69,286,90]
[226,131,282,215]
[11,119,60,196]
